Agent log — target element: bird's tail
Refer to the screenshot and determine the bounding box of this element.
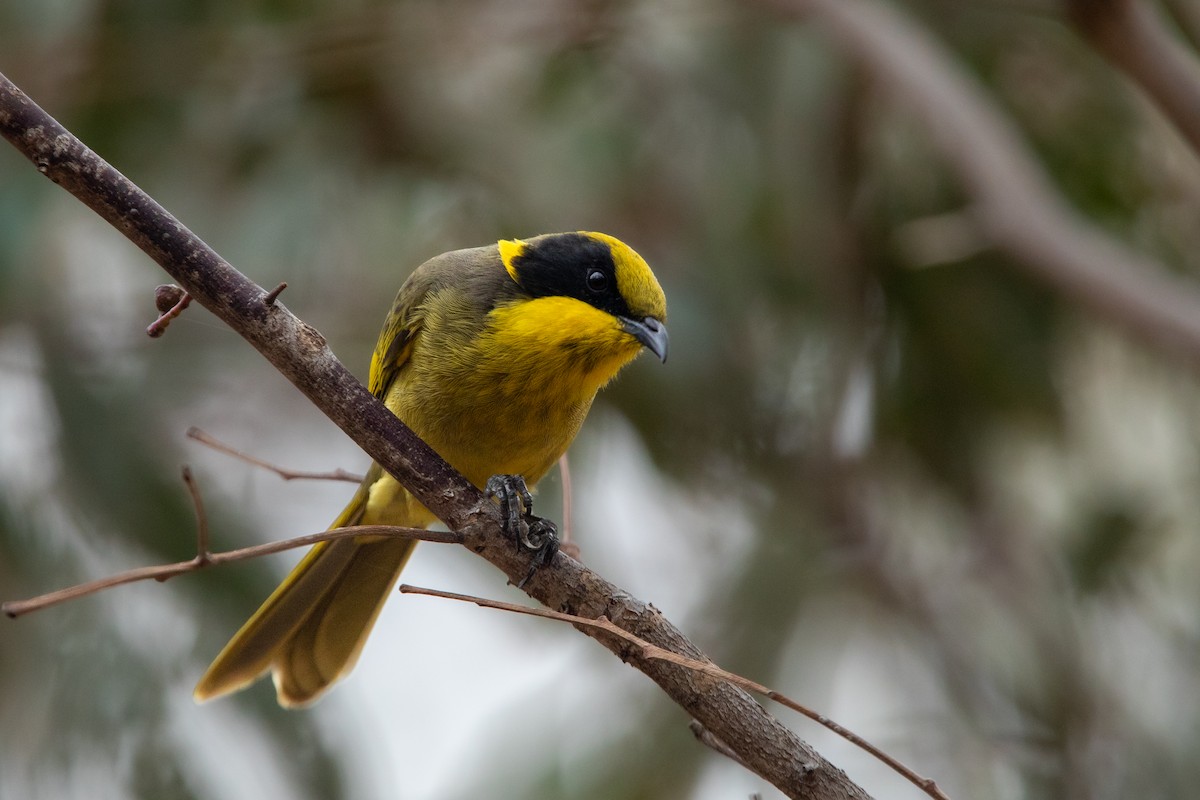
[193,474,418,707]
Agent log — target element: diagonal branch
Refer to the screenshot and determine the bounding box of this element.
[1068,0,1200,158]
[0,73,870,800]
[771,0,1200,365]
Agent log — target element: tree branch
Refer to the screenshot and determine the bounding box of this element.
[0,73,870,799]
[1069,0,1200,158]
[769,0,1200,364]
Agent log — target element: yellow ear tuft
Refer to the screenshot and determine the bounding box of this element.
[498,238,527,284]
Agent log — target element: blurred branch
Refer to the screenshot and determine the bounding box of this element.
[0,73,868,800]
[3,525,460,619]
[768,0,1200,364]
[1068,0,1200,157]
[400,584,952,800]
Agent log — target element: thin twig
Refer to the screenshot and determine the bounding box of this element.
[3,526,459,619]
[262,281,288,306]
[557,453,578,558]
[398,584,952,800]
[186,426,364,483]
[146,286,192,338]
[181,466,210,564]
[689,720,754,770]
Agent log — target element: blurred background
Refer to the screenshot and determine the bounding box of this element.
[3,1,1200,798]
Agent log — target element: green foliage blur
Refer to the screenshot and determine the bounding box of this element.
[3,1,1200,798]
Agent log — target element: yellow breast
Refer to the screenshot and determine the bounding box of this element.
[384,294,643,490]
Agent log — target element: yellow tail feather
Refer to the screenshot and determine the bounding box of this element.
[194,474,418,706]
[271,536,416,706]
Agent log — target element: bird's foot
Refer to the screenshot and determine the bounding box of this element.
[486,474,559,588]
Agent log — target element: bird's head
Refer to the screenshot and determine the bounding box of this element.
[498,231,668,362]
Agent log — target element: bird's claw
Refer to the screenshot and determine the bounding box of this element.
[485,474,559,587]
[486,473,532,546]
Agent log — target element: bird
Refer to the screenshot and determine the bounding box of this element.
[193,231,668,707]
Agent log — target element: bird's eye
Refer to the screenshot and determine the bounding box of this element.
[586,269,608,293]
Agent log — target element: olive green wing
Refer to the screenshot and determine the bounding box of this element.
[367,245,514,398]
[367,273,430,399]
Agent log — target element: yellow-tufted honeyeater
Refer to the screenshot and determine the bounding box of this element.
[194,231,668,707]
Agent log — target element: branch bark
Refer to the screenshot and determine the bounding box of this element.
[771,0,1200,365]
[0,73,870,800]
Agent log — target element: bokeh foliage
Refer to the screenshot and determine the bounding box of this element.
[3,1,1200,798]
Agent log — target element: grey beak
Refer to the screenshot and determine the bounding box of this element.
[622,316,669,363]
